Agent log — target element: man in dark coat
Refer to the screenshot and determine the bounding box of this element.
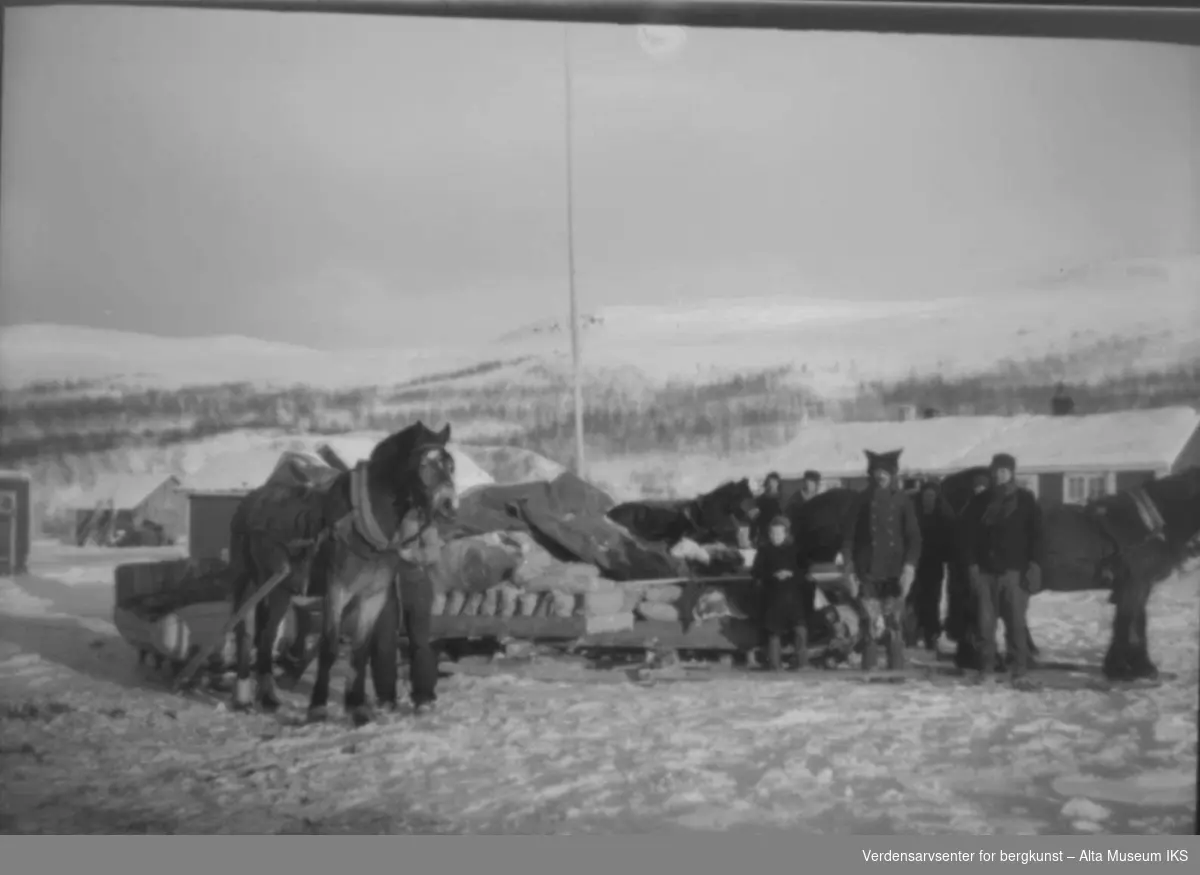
[750,471,785,547]
[960,453,1045,690]
[909,478,954,651]
[797,470,822,503]
[842,449,922,671]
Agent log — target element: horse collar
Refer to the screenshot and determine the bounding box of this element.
[350,463,394,553]
[1129,487,1167,539]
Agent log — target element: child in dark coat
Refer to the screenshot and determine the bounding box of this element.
[752,515,813,671]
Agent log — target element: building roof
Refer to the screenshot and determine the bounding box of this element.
[770,406,1200,478]
[76,473,180,510]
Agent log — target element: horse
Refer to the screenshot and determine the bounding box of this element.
[305,422,459,725]
[942,465,1200,680]
[607,478,757,547]
[221,422,457,721]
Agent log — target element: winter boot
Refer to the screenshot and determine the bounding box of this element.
[766,634,783,672]
[793,626,809,670]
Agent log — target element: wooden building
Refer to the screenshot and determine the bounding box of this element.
[74,474,187,546]
[770,406,1200,507]
[0,470,33,576]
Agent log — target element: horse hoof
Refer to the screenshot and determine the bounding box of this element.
[231,699,255,714]
[350,707,374,727]
[306,706,329,724]
[258,693,282,714]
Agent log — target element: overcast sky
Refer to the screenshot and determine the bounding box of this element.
[1,8,1197,349]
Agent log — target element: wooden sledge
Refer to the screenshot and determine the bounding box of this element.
[171,564,291,689]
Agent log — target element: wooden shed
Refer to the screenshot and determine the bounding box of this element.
[185,490,249,562]
[74,474,187,546]
[0,470,33,576]
[770,406,1200,508]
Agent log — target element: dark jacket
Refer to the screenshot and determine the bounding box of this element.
[842,484,922,582]
[751,494,784,545]
[752,540,809,632]
[960,485,1045,575]
[915,500,955,577]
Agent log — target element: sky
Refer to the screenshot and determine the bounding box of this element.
[1,8,1198,350]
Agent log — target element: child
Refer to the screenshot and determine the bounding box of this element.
[751,515,813,671]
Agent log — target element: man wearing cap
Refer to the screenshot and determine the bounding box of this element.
[842,450,922,671]
[797,470,822,503]
[960,452,1045,689]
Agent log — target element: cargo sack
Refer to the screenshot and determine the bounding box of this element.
[479,587,500,617]
[547,591,576,618]
[574,589,626,617]
[619,587,644,613]
[520,562,614,595]
[444,590,466,617]
[641,583,683,604]
[496,583,522,618]
[432,591,447,616]
[461,592,485,617]
[516,592,541,617]
[636,601,680,623]
[430,537,521,594]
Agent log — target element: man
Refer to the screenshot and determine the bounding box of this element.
[750,471,785,547]
[910,478,954,651]
[960,453,1044,690]
[797,470,822,503]
[842,449,922,671]
[944,470,991,644]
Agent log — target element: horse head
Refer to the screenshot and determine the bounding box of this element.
[368,421,459,527]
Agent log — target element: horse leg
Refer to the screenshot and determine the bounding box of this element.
[1103,582,1136,681]
[1127,583,1159,681]
[254,591,290,712]
[345,590,386,727]
[232,600,255,712]
[307,583,347,724]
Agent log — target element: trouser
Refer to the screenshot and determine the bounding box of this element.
[970,569,1030,679]
[908,566,945,645]
[376,570,438,708]
[944,564,970,643]
[860,578,906,671]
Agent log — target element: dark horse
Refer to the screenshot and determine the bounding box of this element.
[214,422,458,723]
[942,465,1200,680]
[607,478,757,547]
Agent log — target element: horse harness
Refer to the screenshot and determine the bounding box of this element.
[1089,487,1169,586]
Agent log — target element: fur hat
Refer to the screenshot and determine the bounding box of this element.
[990,453,1017,473]
[768,514,790,530]
[763,471,782,487]
[864,449,902,476]
[802,470,821,483]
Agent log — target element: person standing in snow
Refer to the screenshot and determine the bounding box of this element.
[909,478,955,651]
[959,453,1045,690]
[752,515,811,671]
[842,450,922,671]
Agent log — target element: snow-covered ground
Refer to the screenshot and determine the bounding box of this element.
[0,543,1195,835]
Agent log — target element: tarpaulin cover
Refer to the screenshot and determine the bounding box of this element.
[445,472,687,582]
[236,452,346,548]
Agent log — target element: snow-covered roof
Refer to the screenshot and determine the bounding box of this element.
[74,473,180,510]
[771,407,1200,477]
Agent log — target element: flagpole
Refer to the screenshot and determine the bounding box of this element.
[562,23,585,480]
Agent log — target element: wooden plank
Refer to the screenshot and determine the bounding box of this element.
[432,614,588,640]
[580,618,758,651]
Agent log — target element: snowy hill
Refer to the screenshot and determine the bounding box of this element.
[2,256,1197,396]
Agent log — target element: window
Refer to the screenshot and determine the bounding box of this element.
[1065,473,1110,505]
[0,491,15,515]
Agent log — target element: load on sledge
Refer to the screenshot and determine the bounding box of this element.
[111,445,875,679]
